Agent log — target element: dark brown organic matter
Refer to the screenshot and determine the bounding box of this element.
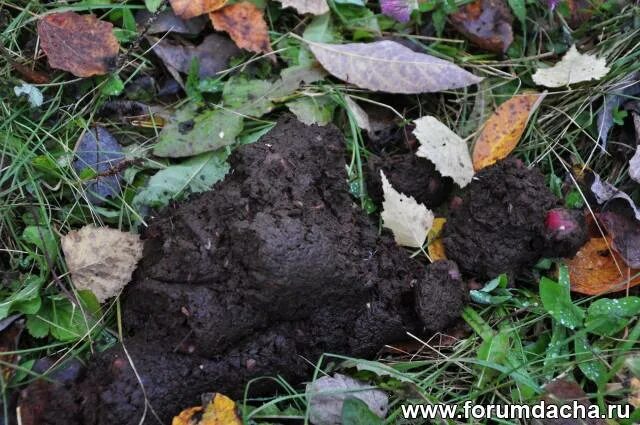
[19,117,466,424]
[366,154,452,209]
[449,0,514,54]
[443,157,560,279]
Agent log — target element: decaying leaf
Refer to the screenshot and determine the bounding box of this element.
[308,40,482,94]
[37,12,120,77]
[380,0,418,23]
[427,218,447,261]
[133,150,230,210]
[153,104,243,158]
[599,212,640,268]
[472,92,545,171]
[344,96,372,133]
[170,0,228,19]
[596,73,640,149]
[532,45,610,88]
[61,225,143,302]
[449,0,514,53]
[630,145,640,183]
[380,171,434,248]
[277,0,329,15]
[286,95,335,126]
[172,393,242,425]
[590,173,640,221]
[306,374,389,425]
[73,126,125,204]
[210,2,273,56]
[413,116,474,187]
[136,9,208,35]
[150,34,241,79]
[566,236,640,295]
[541,379,607,425]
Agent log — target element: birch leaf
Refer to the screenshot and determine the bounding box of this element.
[62,226,143,302]
[380,171,433,247]
[277,0,329,15]
[532,45,610,88]
[308,40,482,94]
[414,116,474,187]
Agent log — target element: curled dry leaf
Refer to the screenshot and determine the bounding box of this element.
[449,0,514,53]
[630,145,640,183]
[172,393,242,425]
[61,225,143,302]
[308,40,482,94]
[590,173,640,221]
[532,45,610,88]
[413,116,474,187]
[472,92,545,171]
[599,212,640,269]
[210,2,273,56]
[37,12,120,77]
[276,0,329,15]
[380,171,434,248]
[566,236,640,295]
[169,0,228,19]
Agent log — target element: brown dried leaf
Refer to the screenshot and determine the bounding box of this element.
[472,92,544,171]
[149,34,241,78]
[598,212,640,268]
[37,12,119,78]
[210,2,273,56]
[449,0,513,53]
[170,0,228,19]
[566,236,640,295]
[61,225,143,302]
[308,40,482,94]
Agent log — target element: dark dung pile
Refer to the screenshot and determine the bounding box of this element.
[18,117,466,425]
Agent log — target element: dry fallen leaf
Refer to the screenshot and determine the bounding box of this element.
[427,218,447,261]
[172,393,241,425]
[277,0,329,15]
[449,0,514,53]
[630,145,640,183]
[210,2,273,56]
[170,0,228,19]
[380,171,434,248]
[472,92,545,171]
[344,96,372,133]
[599,212,640,268]
[532,45,610,88]
[308,40,482,94]
[306,374,389,425]
[37,12,120,78]
[566,236,640,295]
[413,116,474,187]
[61,225,143,302]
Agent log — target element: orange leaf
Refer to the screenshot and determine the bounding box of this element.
[172,393,242,425]
[210,2,273,57]
[427,218,447,261]
[566,236,640,295]
[472,92,544,171]
[170,0,228,19]
[37,12,120,78]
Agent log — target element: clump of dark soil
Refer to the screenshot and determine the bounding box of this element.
[443,158,563,280]
[20,117,467,425]
[366,154,452,208]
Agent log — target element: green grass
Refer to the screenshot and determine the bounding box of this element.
[2,0,640,424]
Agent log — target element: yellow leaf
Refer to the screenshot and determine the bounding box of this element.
[172,393,242,425]
[472,92,545,171]
[427,218,447,261]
